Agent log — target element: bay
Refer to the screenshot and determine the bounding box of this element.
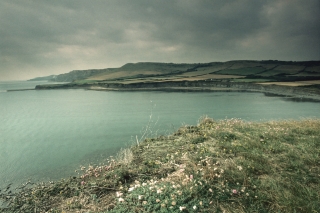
[1,81,320,189]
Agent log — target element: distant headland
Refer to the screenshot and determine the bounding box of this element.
[30,60,320,100]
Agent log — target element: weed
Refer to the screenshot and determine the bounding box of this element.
[1,118,320,212]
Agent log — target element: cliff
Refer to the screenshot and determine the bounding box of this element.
[35,80,320,101]
[29,60,320,83]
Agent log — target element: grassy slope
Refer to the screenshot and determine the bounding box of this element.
[2,118,319,212]
[72,61,320,87]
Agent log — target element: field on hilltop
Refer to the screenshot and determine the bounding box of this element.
[31,60,320,99]
[30,60,320,85]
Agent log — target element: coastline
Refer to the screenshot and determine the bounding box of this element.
[2,118,320,212]
[33,81,320,101]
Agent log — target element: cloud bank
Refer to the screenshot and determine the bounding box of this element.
[1,0,319,80]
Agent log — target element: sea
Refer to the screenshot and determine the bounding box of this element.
[1,81,320,189]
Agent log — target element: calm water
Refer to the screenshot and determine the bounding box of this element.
[1,81,320,189]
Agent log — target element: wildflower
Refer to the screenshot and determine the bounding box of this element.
[246,193,249,196]
[143,201,147,205]
[157,189,162,194]
[190,175,193,179]
[209,188,213,193]
[241,187,246,192]
[237,166,243,171]
[138,195,143,200]
[118,198,124,202]
[81,181,85,185]
[161,203,166,207]
[193,205,197,209]
[179,206,186,211]
[142,182,147,186]
[199,201,203,206]
[116,191,123,197]
[128,187,135,192]
[232,189,237,194]
[172,201,176,206]
[156,199,161,203]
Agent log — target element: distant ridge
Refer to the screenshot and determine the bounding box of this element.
[29,60,320,83]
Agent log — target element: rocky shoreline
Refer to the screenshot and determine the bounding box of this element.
[34,80,320,101]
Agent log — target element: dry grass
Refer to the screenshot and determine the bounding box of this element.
[2,118,320,212]
[258,80,320,86]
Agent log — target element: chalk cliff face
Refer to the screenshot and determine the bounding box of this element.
[35,80,320,101]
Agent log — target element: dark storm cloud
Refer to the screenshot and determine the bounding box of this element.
[0,0,319,80]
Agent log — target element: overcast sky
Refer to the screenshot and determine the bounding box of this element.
[1,0,319,80]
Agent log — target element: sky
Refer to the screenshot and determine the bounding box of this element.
[0,0,319,81]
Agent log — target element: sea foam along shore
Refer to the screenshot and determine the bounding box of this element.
[1,117,320,212]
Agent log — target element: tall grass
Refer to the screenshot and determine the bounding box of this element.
[1,118,319,212]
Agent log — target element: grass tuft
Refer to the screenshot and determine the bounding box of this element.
[1,118,320,212]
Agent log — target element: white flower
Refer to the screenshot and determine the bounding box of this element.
[128,187,135,192]
[193,205,197,209]
[116,191,123,197]
[241,187,246,192]
[138,195,143,200]
[179,206,186,211]
[118,198,124,202]
[237,166,243,171]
